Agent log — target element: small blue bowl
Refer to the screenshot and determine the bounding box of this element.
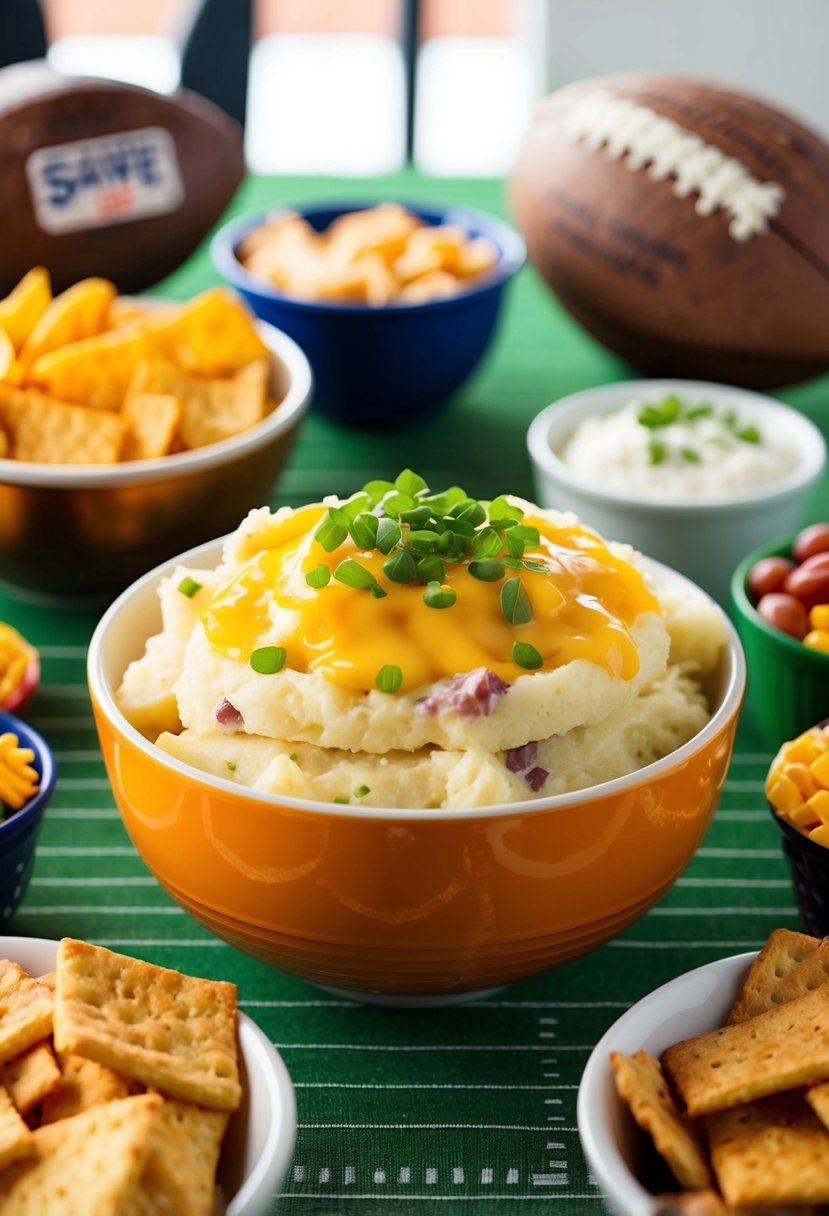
[211,201,526,428]
[0,712,56,926]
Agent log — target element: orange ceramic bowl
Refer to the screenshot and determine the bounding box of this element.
[87,543,745,1004]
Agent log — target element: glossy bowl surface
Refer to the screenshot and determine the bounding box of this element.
[731,534,829,750]
[211,201,525,427]
[0,712,56,926]
[88,540,745,1001]
[527,379,826,606]
[578,951,754,1216]
[0,936,295,1216]
[0,319,312,599]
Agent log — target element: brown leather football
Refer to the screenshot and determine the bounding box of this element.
[0,61,245,294]
[509,73,829,387]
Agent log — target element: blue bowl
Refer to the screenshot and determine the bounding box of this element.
[211,201,526,427]
[0,712,56,926]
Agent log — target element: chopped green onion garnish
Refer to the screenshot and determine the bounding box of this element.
[333,796,349,804]
[395,468,428,497]
[305,564,331,589]
[376,517,402,554]
[648,440,666,466]
[512,525,540,546]
[289,753,299,763]
[383,491,416,518]
[685,403,713,419]
[513,641,543,669]
[456,501,487,527]
[250,646,286,674]
[501,576,532,625]
[416,555,445,584]
[354,785,370,798]
[383,550,418,584]
[334,559,379,591]
[681,447,701,463]
[469,558,505,582]
[349,513,378,548]
[408,530,441,552]
[362,478,394,505]
[738,425,761,444]
[505,530,526,559]
[523,559,548,573]
[177,577,202,598]
[489,495,523,523]
[226,760,236,771]
[399,505,434,528]
[314,515,348,552]
[501,556,524,570]
[376,665,403,694]
[472,528,502,560]
[423,581,457,609]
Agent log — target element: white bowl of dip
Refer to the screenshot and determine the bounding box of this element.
[527,379,826,604]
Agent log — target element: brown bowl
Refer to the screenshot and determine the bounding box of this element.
[0,321,312,600]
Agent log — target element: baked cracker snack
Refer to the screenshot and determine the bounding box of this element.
[54,939,241,1111]
[0,962,54,1066]
[611,1050,712,1189]
[727,928,828,1023]
[122,1098,229,1216]
[41,1052,130,1125]
[0,1041,61,1114]
[0,1085,33,1170]
[0,1092,162,1214]
[705,1092,829,1205]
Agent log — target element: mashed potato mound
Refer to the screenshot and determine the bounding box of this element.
[116,492,728,810]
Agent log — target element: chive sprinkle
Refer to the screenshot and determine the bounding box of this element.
[334,559,379,591]
[289,753,299,763]
[469,558,505,582]
[177,576,202,598]
[500,576,532,625]
[681,447,701,463]
[383,550,417,583]
[513,641,543,669]
[333,796,349,804]
[250,646,286,674]
[226,760,236,771]
[354,785,370,798]
[305,564,331,589]
[376,665,403,694]
[423,582,457,609]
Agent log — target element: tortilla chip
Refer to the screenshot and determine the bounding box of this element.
[121,392,180,461]
[0,267,51,352]
[20,278,116,366]
[28,325,146,410]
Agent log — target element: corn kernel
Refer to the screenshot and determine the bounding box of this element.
[811,751,829,788]
[786,738,824,766]
[804,629,829,653]
[807,789,829,825]
[810,604,829,630]
[809,824,829,847]
[768,771,809,813]
[790,802,821,830]
[786,762,820,799]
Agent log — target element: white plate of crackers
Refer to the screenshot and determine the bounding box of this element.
[0,935,296,1215]
[579,928,829,1216]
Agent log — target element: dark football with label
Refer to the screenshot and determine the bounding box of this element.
[0,61,245,293]
[509,73,829,388]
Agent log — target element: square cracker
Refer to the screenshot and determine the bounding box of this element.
[0,385,124,463]
[0,1093,162,1214]
[611,1050,712,1190]
[0,1041,61,1114]
[41,1051,131,1125]
[705,1091,829,1205]
[728,928,828,1023]
[54,939,241,1111]
[0,1084,34,1170]
[0,961,54,1066]
[122,1098,229,1216]
[663,984,829,1116]
[121,392,180,461]
[129,358,264,449]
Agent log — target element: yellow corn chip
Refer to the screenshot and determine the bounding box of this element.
[0,1083,34,1170]
[146,287,266,376]
[0,1093,162,1213]
[611,1050,712,1190]
[121,392,180,461]
[327,201,419,265]
[0,962,54,1067]
[397,270,460,303]
[0,386,125,464]
[0,267,51,352]
[20,277,116,367]
[0,1041,61,1114]
[28,325,146,410]
[0,325,15,380]
[705,1092,829,1205]
[122,1099,229,1216]
[41,1051,131,1125]
[128,358,264,449]
[54,939,241,1111]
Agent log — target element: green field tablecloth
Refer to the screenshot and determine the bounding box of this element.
[2,171,829,1215]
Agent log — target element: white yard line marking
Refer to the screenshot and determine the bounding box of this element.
[532,1174,568,1186]
[650,907,796,916]
[426,1169,437,1185]
[51,779,112,790]
[38,645,87,659]
[677,878,789,888]
[38,685,90,698]
[54,751,103,762]
[697,848,781,859]
[48,809,118,820]
[506,1169,518,1184]
[275,1044,589,1052]
[715,811,770,822]
[19,907,181,916]
[281,1194,598,1201]
[723,780,765,792]
[28,717,95,730]
[36,847,136,856]
[728,753,772,763]
[454,1168,465,1184]
[31,877,156,887]
[297,1123,569,1131]
[293,1083,571,1090]
[610,940,761,950]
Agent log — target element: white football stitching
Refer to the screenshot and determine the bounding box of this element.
[563,89,785,242]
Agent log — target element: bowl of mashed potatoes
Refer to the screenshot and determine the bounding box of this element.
[527,379,826,605]
[87,473,745,1002]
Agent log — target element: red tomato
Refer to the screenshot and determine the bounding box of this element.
[756,593,809,639]
[784,556,829,609]
[793,523,829,564]
[747,556,795,600]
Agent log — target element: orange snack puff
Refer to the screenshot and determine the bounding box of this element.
[0,731,39,812]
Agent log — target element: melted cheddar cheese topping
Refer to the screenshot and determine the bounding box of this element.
[200,503,659,694]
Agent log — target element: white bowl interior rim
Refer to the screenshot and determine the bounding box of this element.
[577,952,756,1216]
[527,379,827,512]
[0,935,297,1215]
[87,533,746,822]
[0,319,312,489]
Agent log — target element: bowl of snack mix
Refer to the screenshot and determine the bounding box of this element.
[211,201,525,427]
[579,927,829,1215]
[527,380,826,605]
[731,524,829,748]
[0,269,312,598]
[0,935,296,1215]
[0,710,55,925]
[88,471,744,1002]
